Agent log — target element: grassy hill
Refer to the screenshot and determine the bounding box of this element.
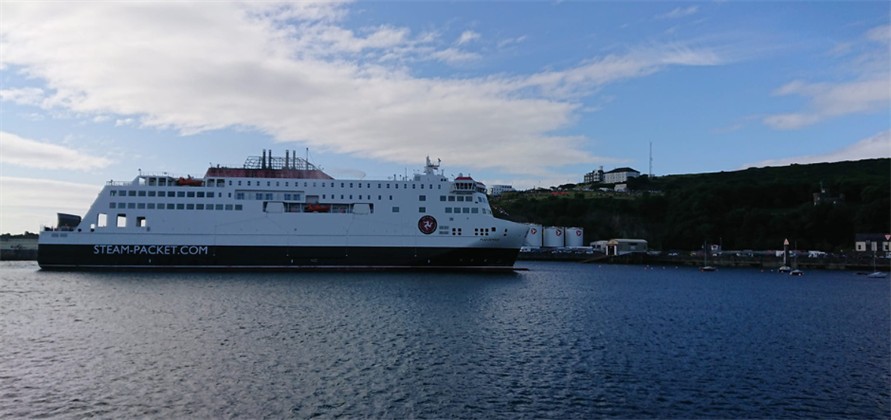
[494,158,890,251]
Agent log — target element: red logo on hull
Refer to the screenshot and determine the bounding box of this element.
[418,216,437,234]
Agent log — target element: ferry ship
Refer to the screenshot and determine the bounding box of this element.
[38,151,528,270]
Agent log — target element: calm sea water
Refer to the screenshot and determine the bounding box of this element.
[1,261,889,419]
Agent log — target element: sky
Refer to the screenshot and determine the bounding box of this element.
[1,1,889,234]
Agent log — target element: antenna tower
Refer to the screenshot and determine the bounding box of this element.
[649,142,653,178]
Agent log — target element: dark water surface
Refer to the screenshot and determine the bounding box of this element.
[1,261,889,419]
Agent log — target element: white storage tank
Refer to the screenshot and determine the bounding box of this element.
[525,224,543,247]
[543,226,565,248]
[565,227,584,247]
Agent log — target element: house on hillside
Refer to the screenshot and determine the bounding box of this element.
[584,166,605,184]
[487,185,516,196]
[604,167,640,184]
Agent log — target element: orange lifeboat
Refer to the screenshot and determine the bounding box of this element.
[177,176,203,186]
[306,203,330,212]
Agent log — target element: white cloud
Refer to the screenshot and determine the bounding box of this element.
[428,47,481,64]
[497,35,526,48]
[764,24,890,130]
[0,2,728,176]
[763,78,890,129]
[0,177,102,234]
[456,30,480,45]
[655,6,699,20]
[741,129,891,168]
[0,131,113,170]
[866,24,890,43]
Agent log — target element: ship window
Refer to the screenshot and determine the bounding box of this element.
[136,217,146,227]
[265,193,273,200]
[304,182,307,187]
[109,203,116,208]
[276,182,280,187]
[389,195,393,200]
[206,205,214,211]
[165,191,172,197]
[186,204,194,210]
[440,196,446,201]
[463,208,470,214]
[284,193,291,200]
[313,182,317,187]
[420,184,424,189]
[430,185,433,189]
[238,181,242,186]
[349,195,352,199]
[438,185,441,190]
[248,181,251,186]
[176,204,184,210]
[267,182,270,186]
[167,204,175,210]
[110,191,116,196]
[387,184,390,189]
[148,191,156,197]
[350,183,353,188]
[138,191,146,197]
[225,204,233,210]
[177,191,185,198]
[97,213,107,227]
[255,193,262,200]
[128,191,136,196]
[117,214,127,228]
[378,183,381,188]
[454,207,460,213]
[208,192,215,198]
[138,203,146,209]
[187,191,195,197]
[341,183,345,187]
[359,195,362,199]
[367,183,370,188]
[378,195,381,200]
[419,207,426,213]
[340,195,344,199]
[419,195,426,201]
[197,192,205,198]
[196,204,204,210]
[235,204,243,211]
[445,208,452,213]
[127,203,136,209]
[148,203,155,209]
[392,207,399,213]
[472,208,479,214]
[457,196,465,202]
[448,196,455,202]
[216,204,223,210]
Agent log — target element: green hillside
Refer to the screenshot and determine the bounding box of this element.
[494,158,890,251]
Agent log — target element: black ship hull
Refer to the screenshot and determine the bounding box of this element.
[37,244,521,271]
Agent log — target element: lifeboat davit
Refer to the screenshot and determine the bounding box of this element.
[177,176,203,186]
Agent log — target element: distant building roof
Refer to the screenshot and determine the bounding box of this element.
[605,167,639,174]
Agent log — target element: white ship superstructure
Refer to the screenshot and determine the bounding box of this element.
[38,152,527,270]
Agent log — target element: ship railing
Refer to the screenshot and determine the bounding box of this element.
[106,180,133,186]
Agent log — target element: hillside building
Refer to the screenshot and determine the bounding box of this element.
[855,233,890,253]
[487,185,516,196]
[603,167,640,184]
[584,166,605,184]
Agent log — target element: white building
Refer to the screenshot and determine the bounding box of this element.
[603,167,640,184]
[488,185,516,196]
[584,166,605,184]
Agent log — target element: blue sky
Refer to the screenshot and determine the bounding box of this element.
[1,1,889,234]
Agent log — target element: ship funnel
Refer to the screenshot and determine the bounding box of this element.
[262,149,267,169]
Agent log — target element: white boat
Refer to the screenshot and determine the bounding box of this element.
[38,152,528,270]
[700,241,716,272]
[867,252,887,278]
